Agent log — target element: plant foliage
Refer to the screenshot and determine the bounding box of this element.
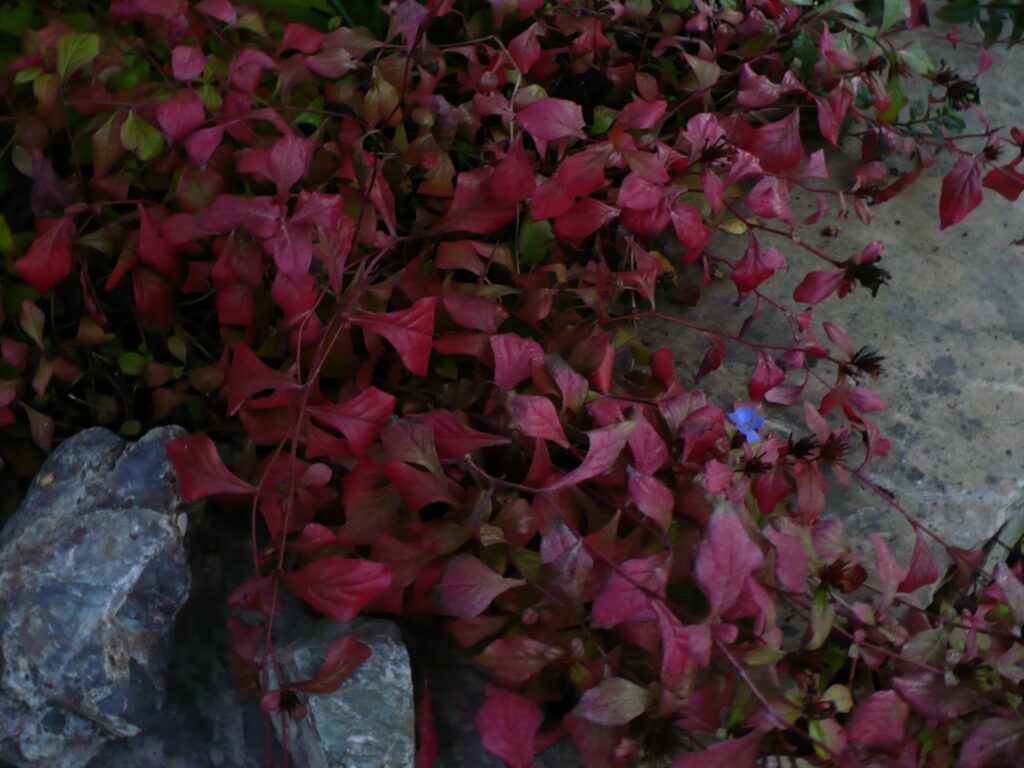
[2,0,1024,765]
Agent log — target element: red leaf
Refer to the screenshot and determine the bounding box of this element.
[156,89,205,143]
[764,527,808,593]
[196,0,237,24]
[307,386,396,457]
[280,23,325,54]
[229,48,277,92]
[793,268,845,305]
[554,198,619,239]
[352,296,436,376]
[544,418,637,491]
[846,690,910,751]
[892,673,984,720]
[737,63,780,108]
[165,433,255,500]
[137,205,178,277]
[202,194,282,238]
[628,418,670,474]
[432,168,517,234]
[291,634,372,694]
[752,111,804,174]
[517,98,586,141]
[592,552,671,627]
[186,126,224,166]
[223,343,302,416]
[627,470,674,532]
[490,334,545,390]
[437,554,525,618]
[870,533,907,610]
[654,602,712,692]
[415,683,438,768]
[671,732,761,768]
[414,409,511,460]
[670,201,711,261]
[956,717,1024,768]
[441,289,509,333]
[897,530,939,594]
[172,46,206,81]
[615,99,667,131]
[477,636,560,685]
[15,217,75,292]
[983,165,1024,201]
[695,511,764,618]
[268,133,313,195]
[748,351,785,400]
[939,155,983,229]
[507,393,569,447]
[490,139,536,203]
[573,678,652,726]
[281,556,392,621]
[732,235,785,301]
[509,23,541,75]
[475,686,542,768]
[384,460,461,511]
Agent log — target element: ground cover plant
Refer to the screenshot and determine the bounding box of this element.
[2,0,1024,764]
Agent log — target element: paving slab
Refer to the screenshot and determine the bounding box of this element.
[645,35,1024,562]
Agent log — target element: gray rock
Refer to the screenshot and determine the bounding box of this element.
[273,619,416,768]
[86,524,275,768]
[0,427,194,768]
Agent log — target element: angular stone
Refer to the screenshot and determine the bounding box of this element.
[0,427,194,768]
[273,619,416,768]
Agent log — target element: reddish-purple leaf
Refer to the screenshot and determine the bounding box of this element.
[592,552,671,627]
[385,461,461,511]
[352,297,436,376]
[517,98,586,141]
[573,678,652,726]
[507,393,569,448]
[764,527,808,594]
[137,204,178,277]
[414,409,511,460]
[983,164,1024,201]
[196,0,237,24]
[994,562,1024,624]
[166,433,255,499]
[186,126,224,166]
[939,155,983,229]
[477,636,560,685]
[202,194,282,238]
[956,717,1024,768]
[156,89,206,143]
[475,687,542,768]
[438,554,526,618]
[229,48,277,92]
[490,334,545,390]
[627,470,674,532]
[508,23,541,75]
[737,63,781,107]
[752,111,804,173]
[491,139,535,203]
[432,168,517,235]
[172,45,206,81]
[15,217,75,292]
[554,198,619,239]
[544,419,637,491]
[268,133,312,195]
[732,235,785,301]
[897,530,940,594]
[671,732,761,768]
[695,511,764,618]
[793,268,845,305]
[291,634,372,694]
[223,343,302,415]
[279,22,324,54]
[281,556,392,621]
[846,690,909,751]
[748,351,785,400]
[892,673,984,720]
[307,387,396,457]
[654,602,712,691]
[615,99,668,131]
[870,533,907,610]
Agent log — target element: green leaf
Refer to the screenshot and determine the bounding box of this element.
[0,216,14,254]
[879,0,907,31]
[935,0,980,24]
[168,336,188,364]
[118,350,148,376]
[120,110,165,162]
[592,105,617,134]
[0,0,33,38]
[519,219,552,268]
[807,588,835,650]
[19,300,45,349]
[899,41,934,76]
[57,33,100,82]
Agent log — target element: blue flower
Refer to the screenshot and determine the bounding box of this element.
[728,405,765,442]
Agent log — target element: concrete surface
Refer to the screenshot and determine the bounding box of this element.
[646,34,1024,562]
